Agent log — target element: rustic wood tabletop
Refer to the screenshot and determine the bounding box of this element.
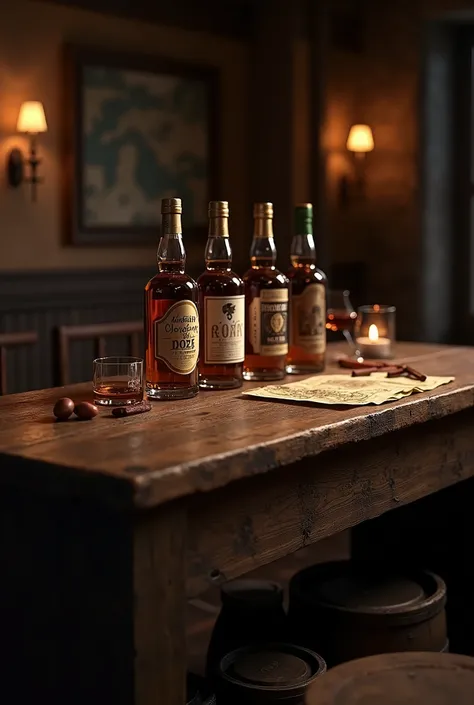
[0,341,472,509]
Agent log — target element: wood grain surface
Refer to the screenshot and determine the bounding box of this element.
[186,406,474,595]
[133,505,187,705]
[305,652,474,705]
[0,342,472,509]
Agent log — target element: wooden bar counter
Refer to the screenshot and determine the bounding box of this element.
[0,342,473,704]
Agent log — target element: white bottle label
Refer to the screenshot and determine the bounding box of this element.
[204,295,245,364]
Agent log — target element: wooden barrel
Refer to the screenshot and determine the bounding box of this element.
[305,652,474,705]
[217,642,326,704]
[288,561,447,666]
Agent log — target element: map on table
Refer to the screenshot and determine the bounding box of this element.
[81,65,209,228]
[243,373,455,406]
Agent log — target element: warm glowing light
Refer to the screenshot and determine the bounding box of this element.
[346,124,374,153]
[368,324,379,342]
[16,101,48,133]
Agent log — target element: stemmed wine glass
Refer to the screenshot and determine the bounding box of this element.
[326,290,360,358]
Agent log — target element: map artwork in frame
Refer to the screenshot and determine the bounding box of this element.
[65,46,218,245]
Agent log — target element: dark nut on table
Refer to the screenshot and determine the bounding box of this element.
[53,397,75,421]
[74,401,99,420]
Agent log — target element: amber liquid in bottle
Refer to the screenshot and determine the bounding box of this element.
[243,202,289,381]
[286,203,327,374]
[145,198,199,400]
[198,201,245,390]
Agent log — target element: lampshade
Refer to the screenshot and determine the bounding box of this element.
[346,124,374,153]
[16,101,48,134]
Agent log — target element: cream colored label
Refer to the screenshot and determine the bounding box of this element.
[204,295,245,364]
[154,300,199,374]
[249,288,288,356]
[291,283,326,354]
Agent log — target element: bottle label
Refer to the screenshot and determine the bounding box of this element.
[249,289,289,356]
[154,300,199,374]
[204,295,245,364]
[291,283,326,354]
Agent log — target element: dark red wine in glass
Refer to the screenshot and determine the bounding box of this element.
[326,290,360,356]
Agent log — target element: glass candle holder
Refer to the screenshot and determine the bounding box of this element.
[354,305,396,360]
[93,356,144,406]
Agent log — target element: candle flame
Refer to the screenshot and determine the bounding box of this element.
[368,324,379,341]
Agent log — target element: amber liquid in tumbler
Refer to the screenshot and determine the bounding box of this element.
[243,204,289,381]
[145,201,199,400]
[94,384,143,405]
[198,202,244,390]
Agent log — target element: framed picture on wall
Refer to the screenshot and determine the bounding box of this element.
[64,45,219,245]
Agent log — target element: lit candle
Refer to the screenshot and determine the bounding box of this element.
[356,323,391,359]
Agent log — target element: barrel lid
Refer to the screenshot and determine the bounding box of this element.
[319,573,425,610]
[233,650,311,686]
[290,561,446,618]
[220,642,326,695]
[305,652,474,705]
[221,579,283,609]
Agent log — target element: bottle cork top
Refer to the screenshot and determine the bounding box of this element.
[253,202,273,219]
[208,200,229,218]
[161,198,182,214]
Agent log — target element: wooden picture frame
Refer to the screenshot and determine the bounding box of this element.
[63,45,219,246]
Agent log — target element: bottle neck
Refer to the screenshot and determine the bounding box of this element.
[157,213,185,273]
[205,217,232,270]
[290,233,316,268]
[251,217,276,268]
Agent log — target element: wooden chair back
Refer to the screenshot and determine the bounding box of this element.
[0,331,38,395]
[57,321,143,386]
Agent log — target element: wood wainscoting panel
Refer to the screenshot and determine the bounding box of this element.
[0,267,153,392]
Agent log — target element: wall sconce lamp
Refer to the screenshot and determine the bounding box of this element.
[7,101,48,202]
[339,124,374,207]
[346,124,374,156]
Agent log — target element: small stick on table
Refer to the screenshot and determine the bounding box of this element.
[351,368,382,377]
[112,401,152,417]
[352,366,406,378]
[339,358,387,370]
[339,357,428,381]
[385,367,406,377]
[404,365,427,382]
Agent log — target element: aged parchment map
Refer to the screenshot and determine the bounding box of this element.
[243,372,455,406]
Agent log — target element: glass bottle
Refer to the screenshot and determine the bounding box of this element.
[287,203,327,374]
[198,201,245,389]
[145,198,199,400]
[243,202,289,381]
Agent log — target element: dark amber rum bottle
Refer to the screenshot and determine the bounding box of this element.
[198,201,245,389]
[243,202,289,381]
[286,203,327,374]
[144,198,199,400]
